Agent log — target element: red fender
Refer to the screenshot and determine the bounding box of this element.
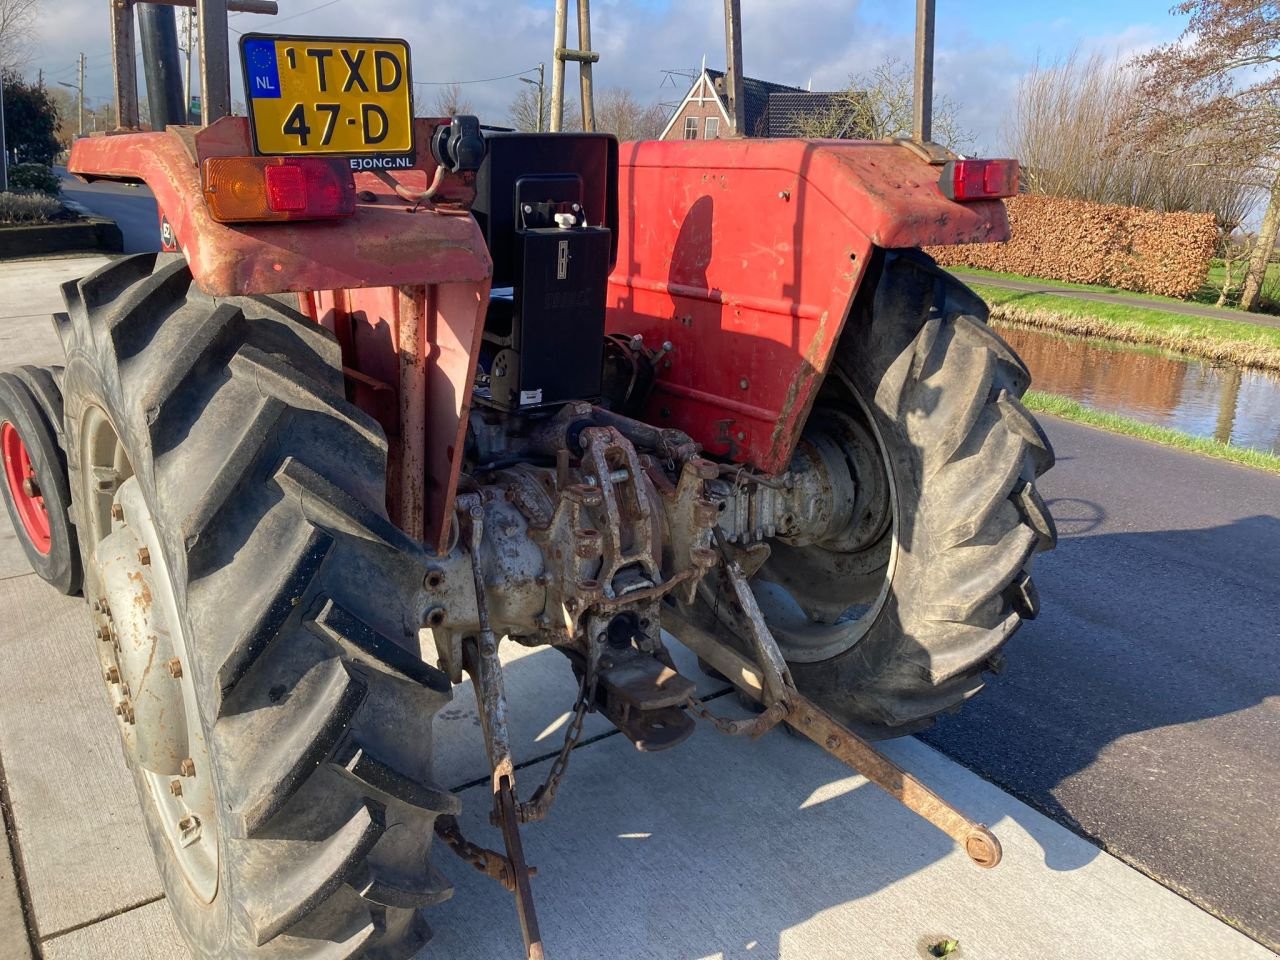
[605,138,1009,473]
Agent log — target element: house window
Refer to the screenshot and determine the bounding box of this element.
[705,116,720,139]
[683,116,699,140]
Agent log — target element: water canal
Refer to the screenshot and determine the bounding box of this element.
[995,324,1280,457]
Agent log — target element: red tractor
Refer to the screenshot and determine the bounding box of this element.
[0,4,1053,958]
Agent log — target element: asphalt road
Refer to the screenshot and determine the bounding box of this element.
[55,166,160,254]
[923,416,1280,951]
[951,270,1280,329]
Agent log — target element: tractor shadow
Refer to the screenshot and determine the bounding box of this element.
[426,504,1280,959]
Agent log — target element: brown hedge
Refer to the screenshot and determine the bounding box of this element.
[926,195,1218,299]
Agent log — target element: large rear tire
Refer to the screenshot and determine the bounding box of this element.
[58,253,456,958]
[692,249,1056,738]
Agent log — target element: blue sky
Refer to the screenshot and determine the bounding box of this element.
[29,0,1191,153]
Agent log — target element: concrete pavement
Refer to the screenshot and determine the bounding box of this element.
[0,255,1274,958]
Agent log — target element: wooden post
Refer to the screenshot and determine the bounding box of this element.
[550,0,568,132]
[723,0,745,135]
[913,0,935,143]
[576,0,595,132]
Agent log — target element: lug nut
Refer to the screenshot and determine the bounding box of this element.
[137,547,150,566]
[169,779,183,797]
[180,758,196,778]
[21,478,39,498]
[110,503,124,522]
[167,658,183,679]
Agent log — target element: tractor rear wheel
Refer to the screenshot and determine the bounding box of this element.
[58,253,456,958]
[695,249,1056,738]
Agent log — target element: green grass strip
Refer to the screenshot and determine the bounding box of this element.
[1023,390,1280,475]
[969,283,1280,373]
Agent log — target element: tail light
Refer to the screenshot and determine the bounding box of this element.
[938,158,1019,201]
[202,157,356,223]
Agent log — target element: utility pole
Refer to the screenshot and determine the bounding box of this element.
[912,0,935,143]
[518,63,545,132]
[723,0,745,135]
[36,69,42,90]
[78,52,86,136]
[0,72,8,193]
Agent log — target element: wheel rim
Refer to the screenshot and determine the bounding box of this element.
[751,378,899,663]
[80,406,219,903]
[1,420,52,554]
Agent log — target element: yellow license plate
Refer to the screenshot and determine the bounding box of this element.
[240,34,415,160]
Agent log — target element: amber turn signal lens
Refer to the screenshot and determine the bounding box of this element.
[202,156,356,223]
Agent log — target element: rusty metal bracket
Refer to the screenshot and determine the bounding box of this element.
[668,605,1003,869]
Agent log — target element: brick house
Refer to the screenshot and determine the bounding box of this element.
[658,67,857,141]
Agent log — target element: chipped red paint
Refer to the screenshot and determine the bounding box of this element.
[68,118,490,298]
[605,138,1009,473]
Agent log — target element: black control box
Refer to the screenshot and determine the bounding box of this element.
[472,133,618,412]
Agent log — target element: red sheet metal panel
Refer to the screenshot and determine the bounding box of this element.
[68,118,490,298]
[606,138,1008,474]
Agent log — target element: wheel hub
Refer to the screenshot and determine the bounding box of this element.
[2,420,51,554]
[87,476,218,903]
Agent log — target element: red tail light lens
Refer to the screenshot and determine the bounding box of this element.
[202,157,356,223]
[939,158,1020,201]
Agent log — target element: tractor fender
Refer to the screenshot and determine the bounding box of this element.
[605,138,1007,474]
[67,117,492,298]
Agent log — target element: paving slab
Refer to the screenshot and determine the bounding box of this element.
[0,255,110,369]
[0,576,162,937]
[427,723,1274,960]
[42,899,177,960]
[0,800,32,960]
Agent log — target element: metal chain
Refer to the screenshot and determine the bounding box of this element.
[683,693,788,739]
[516,671,598,823]
[433,814,523,892]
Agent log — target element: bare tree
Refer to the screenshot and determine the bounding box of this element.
[0,0,37,71]
[1009,50,1257,252]
[592,88,665,141]
[431,83,473,118]
[792,57,971,150]
[508,83,548,132]
[1126,1,1280,311]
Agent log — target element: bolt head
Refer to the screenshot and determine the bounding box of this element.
[739,378,749,390]
[166,658,183,679]
[137,547,150,566]
[169,779,183,797]
[424,569,446,589]
[180,758,196,778]
[110,503,124,522]
[97,624,112,643]
[825,735,840,750]
[104,666,120,684]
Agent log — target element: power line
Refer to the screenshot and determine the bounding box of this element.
[414,67,541,87]
[229,0,345,34]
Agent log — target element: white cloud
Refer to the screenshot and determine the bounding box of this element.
[18,0,1170,156]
